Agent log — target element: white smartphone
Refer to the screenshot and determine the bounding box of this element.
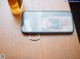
[21,11,74,34]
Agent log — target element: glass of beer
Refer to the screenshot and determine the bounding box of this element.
[8,0,23,14]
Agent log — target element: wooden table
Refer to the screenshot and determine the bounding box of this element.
[0,0,80,59]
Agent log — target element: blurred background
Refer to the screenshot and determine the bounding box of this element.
[69,2,80,42]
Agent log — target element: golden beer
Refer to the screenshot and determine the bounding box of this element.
[8,0,23,14]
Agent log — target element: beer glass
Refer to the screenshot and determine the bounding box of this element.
[8,0,23,14]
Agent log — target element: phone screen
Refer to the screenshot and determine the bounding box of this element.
[21,11,74,34]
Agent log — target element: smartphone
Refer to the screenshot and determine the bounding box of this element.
[21,11,74,34]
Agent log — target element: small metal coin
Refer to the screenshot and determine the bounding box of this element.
[29,34,40,41]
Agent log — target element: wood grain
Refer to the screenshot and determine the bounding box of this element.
[0,0,80,59]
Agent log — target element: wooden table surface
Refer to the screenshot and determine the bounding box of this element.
[0,0,80,59]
